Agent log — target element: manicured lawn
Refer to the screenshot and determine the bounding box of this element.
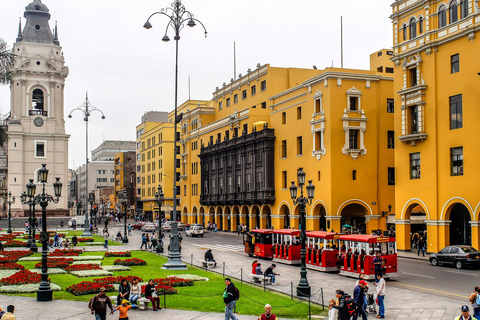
[8,251,326,319]
[8,230,120,246]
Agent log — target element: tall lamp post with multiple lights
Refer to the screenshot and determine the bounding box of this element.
[27,164,62,301]
[289,167,315,298]
[155,185,165,253]
[121,191,129,243]
[21,180,38,252]
[68,93,105,237]
[88,191,95,227]
[5,192,15,234]
[144,0,207,270]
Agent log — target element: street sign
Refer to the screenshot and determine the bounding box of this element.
[161,206,172,211]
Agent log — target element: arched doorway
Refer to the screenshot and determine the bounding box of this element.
[217,207,223,230]
[193,207,198,224]
[242,206,250,230]
[252,205,260,229]
[340,203,367,233]
[200,207,205,226]
[280,204,290,228]
[182,207,188,223]
[263,206,272,229]
[233,206,240,230]
[209,207,215,226]
[312,203,327,231]
[409,204,427,236]
[449,203,471,245]
[225,206,231,231]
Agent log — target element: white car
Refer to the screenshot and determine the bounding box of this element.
[141,222,156,232]
[185,226,204,237]
[162,221,173,232]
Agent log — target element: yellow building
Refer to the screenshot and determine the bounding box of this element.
[113,151,136,216]
[391,0,480,252]
[177,58,395,233]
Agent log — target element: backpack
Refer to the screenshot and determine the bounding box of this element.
[344,294,357,316]
[476,293,480,305]
[234,286,240,301]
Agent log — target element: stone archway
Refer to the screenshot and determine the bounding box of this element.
[280,203,290,228]
[199,206,205,226]
[312,203,327,231]
[405,204,427,236]
[262,205,272,229]
[340,203,367,233]
[182,207,188,223]
[241,206,250,230]
[225,206,231,231]
[251,205,260,229]
[448,203,471,245]
[192,207,198,224]
[217,207,223,230]
[232,206,240,231]
[209,206,215,226]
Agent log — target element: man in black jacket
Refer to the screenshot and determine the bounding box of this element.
[332,289,352,320]
[223,278,238,320]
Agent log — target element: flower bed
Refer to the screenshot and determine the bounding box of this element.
[93,275,143,285]
[0,250,33,263]
[30,268,67,275]
[20,255,103,262]
[0,283,61,293]
[100,265,131,272]
[0,234,19,241]
[0,263,25,270]
[154,277,194,287]
[50,249,83,256]
[3,240,27,248]
[70,270,113,277]
[141,284,177,295]
[113,258,146,266]
[72,260,101,265]
[66,281,115,296]
[65,264,102,272]
[77,237,94,242]
[166,274,209,281]
[0,270,19,279]
[105,251,131,257]
[34,258,73,269]
[0,270,42,286]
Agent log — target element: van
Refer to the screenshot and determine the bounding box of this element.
[68,216,86,228]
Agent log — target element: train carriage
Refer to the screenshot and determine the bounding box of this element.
[306,231,340,272]
[243,229,273,258]
[272,229,301,265]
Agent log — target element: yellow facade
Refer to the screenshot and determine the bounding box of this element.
[391,0,480,252]
[175,60,395,233]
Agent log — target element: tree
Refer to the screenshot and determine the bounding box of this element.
[0,38,16,148]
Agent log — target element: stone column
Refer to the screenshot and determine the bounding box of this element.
[394,219,411,251]
[365,215,381,234]
[326,216,341,233]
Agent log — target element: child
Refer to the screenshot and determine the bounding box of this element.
[328,299,338,320]
[115,299,131,320]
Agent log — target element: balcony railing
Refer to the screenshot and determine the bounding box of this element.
[29,110,48,116]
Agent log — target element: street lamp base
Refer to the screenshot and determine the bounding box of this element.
[122,237,129,244]
[26,239,33,247]
[296,285,311,298]
[29,244,38,253]
[156,246,164,254]
[162,251,187,270]
[82,231,92,237]
[7,229,12,234]
[37,289,53,301]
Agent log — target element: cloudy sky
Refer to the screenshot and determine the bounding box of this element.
[0,0,393,169]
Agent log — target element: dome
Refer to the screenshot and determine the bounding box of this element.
[25,0,49,14]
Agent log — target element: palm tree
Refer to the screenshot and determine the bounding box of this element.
[0,38,16,147]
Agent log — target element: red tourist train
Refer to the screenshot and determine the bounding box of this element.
[243,229,397,279]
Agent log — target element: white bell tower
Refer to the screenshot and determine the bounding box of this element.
[8,0,69,216]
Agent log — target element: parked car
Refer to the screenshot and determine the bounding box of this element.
[185,225,204,237]
[162,221,173,232]
[429,245,480,269]
[178,222,187,230]
[68,216,86,228]
[131,222,144,230]
[141,222,156,232]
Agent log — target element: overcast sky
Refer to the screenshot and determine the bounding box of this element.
[0,0,393,169]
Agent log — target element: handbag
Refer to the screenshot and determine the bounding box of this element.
[152,291,158,298]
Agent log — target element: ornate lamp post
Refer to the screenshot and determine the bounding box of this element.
[88,191,95,228]
[68,93,105,237]
[289,167,315,298]
[155,185,165,253]
[5,191,15,234]
[144,0,206,270]
[121,192,129,243]
[22,180,39,252]
[28,164,62,301]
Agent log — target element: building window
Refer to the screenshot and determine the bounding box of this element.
[315,98,321,113]
[317,171,321,181]
[226,98,230,107]
[349,96,358,111]
[281,171,287,189]
[349,130,359,150]
[234,94,238,103]
[403,24,407,41]
[35,141,45,157]
[419,16,423,34]
[281,140,287,158]
[387,131,395,149]
[352,170,357,180]
[409,106,419,134]
[242,90,247,100]
[219,101,223,110]
[410,153,421,179]
[439,5,447,28]
[450,94,463,129]
[451,147,464,176]
[282,112,286,124]
[410,18,417,39]
[261,80,266,91]
[378,51,383,57]
[251,85,256,96]
[451,54,459,73]
[261,101,267,109]
[450,0,458,24]
[386,67,394,74]
[388,167,395,185]
[296,136,303,155]
[387,98,394,113]
[297,107,302,120]
[315,131,322,151]
[409,67,417,87]
[460,0,468,18]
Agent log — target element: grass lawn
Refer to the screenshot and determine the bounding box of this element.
[9,250,326,319]
[7,230,121,246]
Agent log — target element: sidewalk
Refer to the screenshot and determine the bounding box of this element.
[397,250,430,261]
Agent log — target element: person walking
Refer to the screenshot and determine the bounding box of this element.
[375,273,386,318]
[352,283,367,320]
[328,299,338,320]
[103,228,109,249]
[455,305,478,320]
[127,224,132,236]
[114,300,131,320]
[418,234,426,256]
[88,287,114,320]
[1,305,15,320]
[355,274,369,312]
[258,304,277,320]
[469,286,480,319]
[53,232,59,248]
[264,264,280,284]
[331,289,351,320]
[140,233,147,250]
[223,278,238,320]
[146,233,151,249]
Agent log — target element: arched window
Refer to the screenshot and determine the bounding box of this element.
[449,0,458,23]
[32,89,44,111]
[410,18,417,39]
[439,5,447,28]
[419,17,424,34]
[460,0,468,18]
[403,24,407,41]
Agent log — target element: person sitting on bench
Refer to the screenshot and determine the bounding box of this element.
[264,264,280,284]
[255,262,263,275]
[204,249,217,267]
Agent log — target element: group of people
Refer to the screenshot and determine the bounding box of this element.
[252,260,280,284]
[52,232,76,248]
[139,232,162,251]
[328,273,386,320]
[411,231,427,256]
[0,305,15,320]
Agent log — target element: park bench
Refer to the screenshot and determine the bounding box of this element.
[201,260,216,268]
[137,297,151,310]
[250,274,273,285]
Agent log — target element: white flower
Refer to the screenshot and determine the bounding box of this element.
[19,255,104,262]
[29,268,67,275]
[166,274,209,281]
[72,260,102,265]
[70,270,113,277]
[101,265,131,271]
[0,283,62,293]
[0,270,18,279]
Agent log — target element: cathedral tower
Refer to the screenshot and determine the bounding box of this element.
[8,0,69,216]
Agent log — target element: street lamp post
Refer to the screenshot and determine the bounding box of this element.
[155,185,165,253]
[121,192,129,243]
[144,0,206,270]
[68,93,105,237]
[22,180,39,252]
[28,164,63,302]
[88,191,95,229]
[5,191,15,234]
[289,167,315,298]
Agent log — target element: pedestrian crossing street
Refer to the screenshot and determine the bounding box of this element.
[189,242,245,253]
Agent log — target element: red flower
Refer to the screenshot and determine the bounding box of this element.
[0,250,33,263]
[0,270,41,286]
[66,281,115,296]
[113,258,146,266]
[93,275,143,284]
[50,249,83,256]
[3,240,28,248]
[0,263,25,270]
[65,264,102,272]
[105,251,131,257]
